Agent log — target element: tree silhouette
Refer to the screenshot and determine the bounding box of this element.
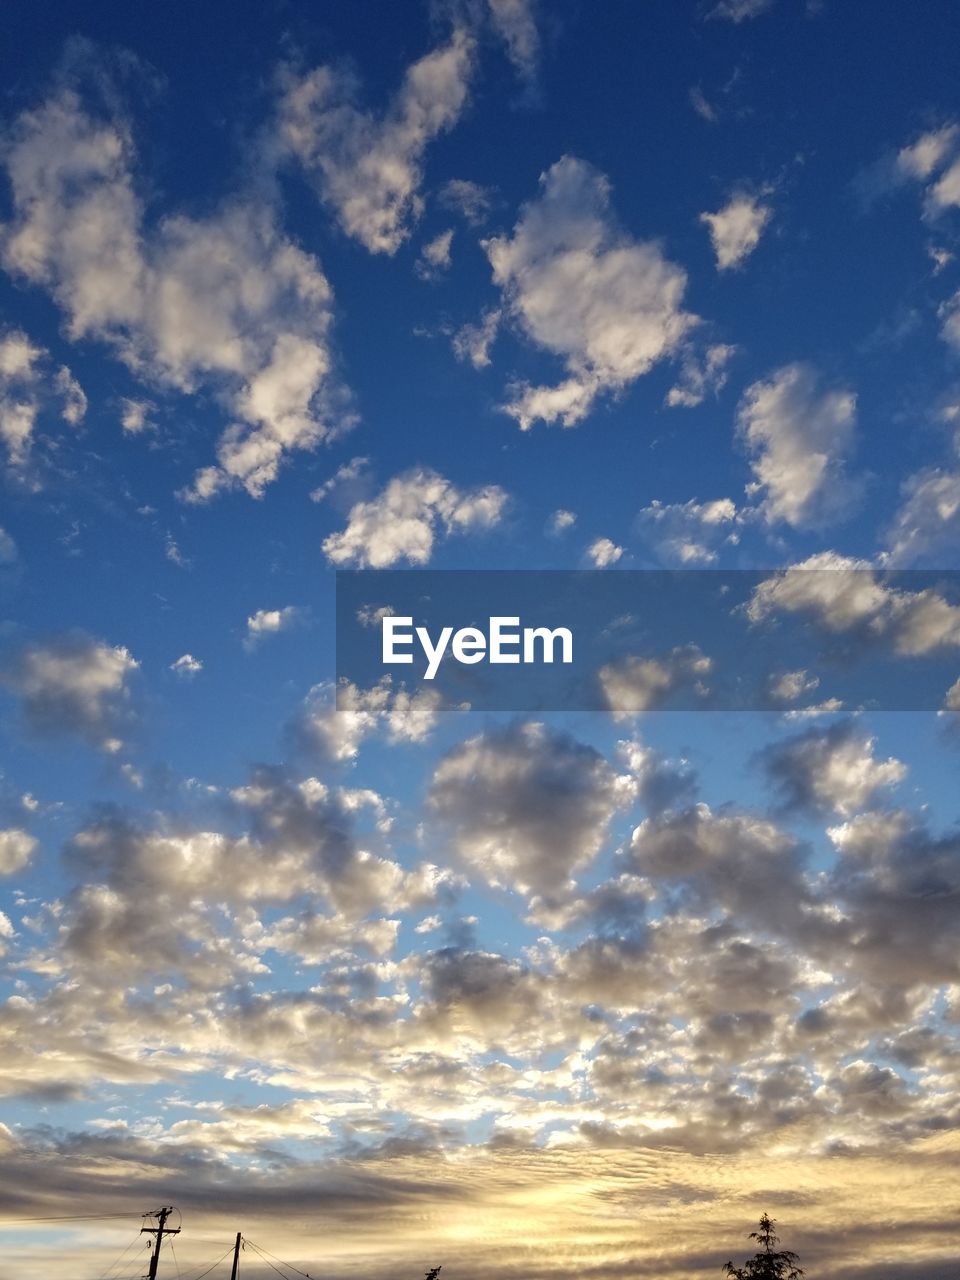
[424,1267,442,1280]
[722,1213,804,1280]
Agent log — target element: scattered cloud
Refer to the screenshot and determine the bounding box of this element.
[700,192,773,270]
[760,722,907,816]
[599,645,712,718]
[438,178,494,226]
[245,606,302,646]
[0,828,37,875]
[1,81,346,502]
[294,678,442,762]
[706,0,776,21]
[586,536,623,567]
[1,634,138,749]
[666,342,737,407]
[486,0,541,80]
[737,363,858,526]
[277,31,474,254]
[883,466,960,566]
[548,508,576,534]
[416,228,454,280]
[748,552,960,655]
[452,308,501,368]
[637,496,741,564]
[322,467,507,566]
[170,653,202,677]
[119,397,153,433]
[0,328,86,471]
[429,721,633,895]
[483,156,697,428]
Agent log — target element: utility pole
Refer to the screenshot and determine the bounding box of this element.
[141,1207,180,1280]
[230,1232,242,1280]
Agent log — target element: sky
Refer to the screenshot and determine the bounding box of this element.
[1,0,960,1277]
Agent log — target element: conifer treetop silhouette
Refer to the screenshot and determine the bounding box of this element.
[424,1266,442,1280]
[722,1213,804,1280]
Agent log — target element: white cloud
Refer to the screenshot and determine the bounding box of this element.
[748,552,960,655]
[278,31,474,254]
[737,363,857,526]
[452,308,501,369]
[322,467,507,567]
[170,653,202,677]
[599,645,712,718]
[762,724,907,817]
[415,228,454,280]
[245,606,302,646]
[2,635,138,748]
[486,0,540,79]
[897,125,959,181]
[707,0,775,20]
[586,537,623,567]
[940,290,960,351]
[0,328,86,470]
[120,397,153,434]
[0,829,37,876]
[296,678,442,762]
[548,508,576,534]
[637,496,741,564]
[883,466,960,566]
[438,178,494,226]
[0,527,17,564]
[769,669,820,703]
[1,87,345,501]
[666,343,737,407]
[483,156,697,429]
[429,721,633,896]
[700,193,772,270]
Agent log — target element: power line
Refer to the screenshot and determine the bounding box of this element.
[242,1240,313,1280]
[1,1213,144,1225]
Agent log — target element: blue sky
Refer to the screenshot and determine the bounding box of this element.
[2,2,960,1278]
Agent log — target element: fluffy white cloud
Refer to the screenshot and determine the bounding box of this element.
[737,363,857,526]
[452,308,501,368]
[666,342,737,407]
[119,397,153,434]
[486,0,540,79]
[599,645,712,718]
[762,724,907,817]
[0,829,37,876]
[277,31,474,254]
[883,466,960,565]
[245,607,302,646]
[483,156,696,429]
[748,552,960,655]
[1,635,138,748]
[295,678,442,762]
[0,328,86,470]
[322,467,507,567]
[170,653,202,677]
[438,178,494,226]
[429,721,633,895]
[700,194,772,270]
[415,228,454,280]
[548,508,576,534]
[2,85,344,500]
[586,537,623,567]
[637,496,741,564]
